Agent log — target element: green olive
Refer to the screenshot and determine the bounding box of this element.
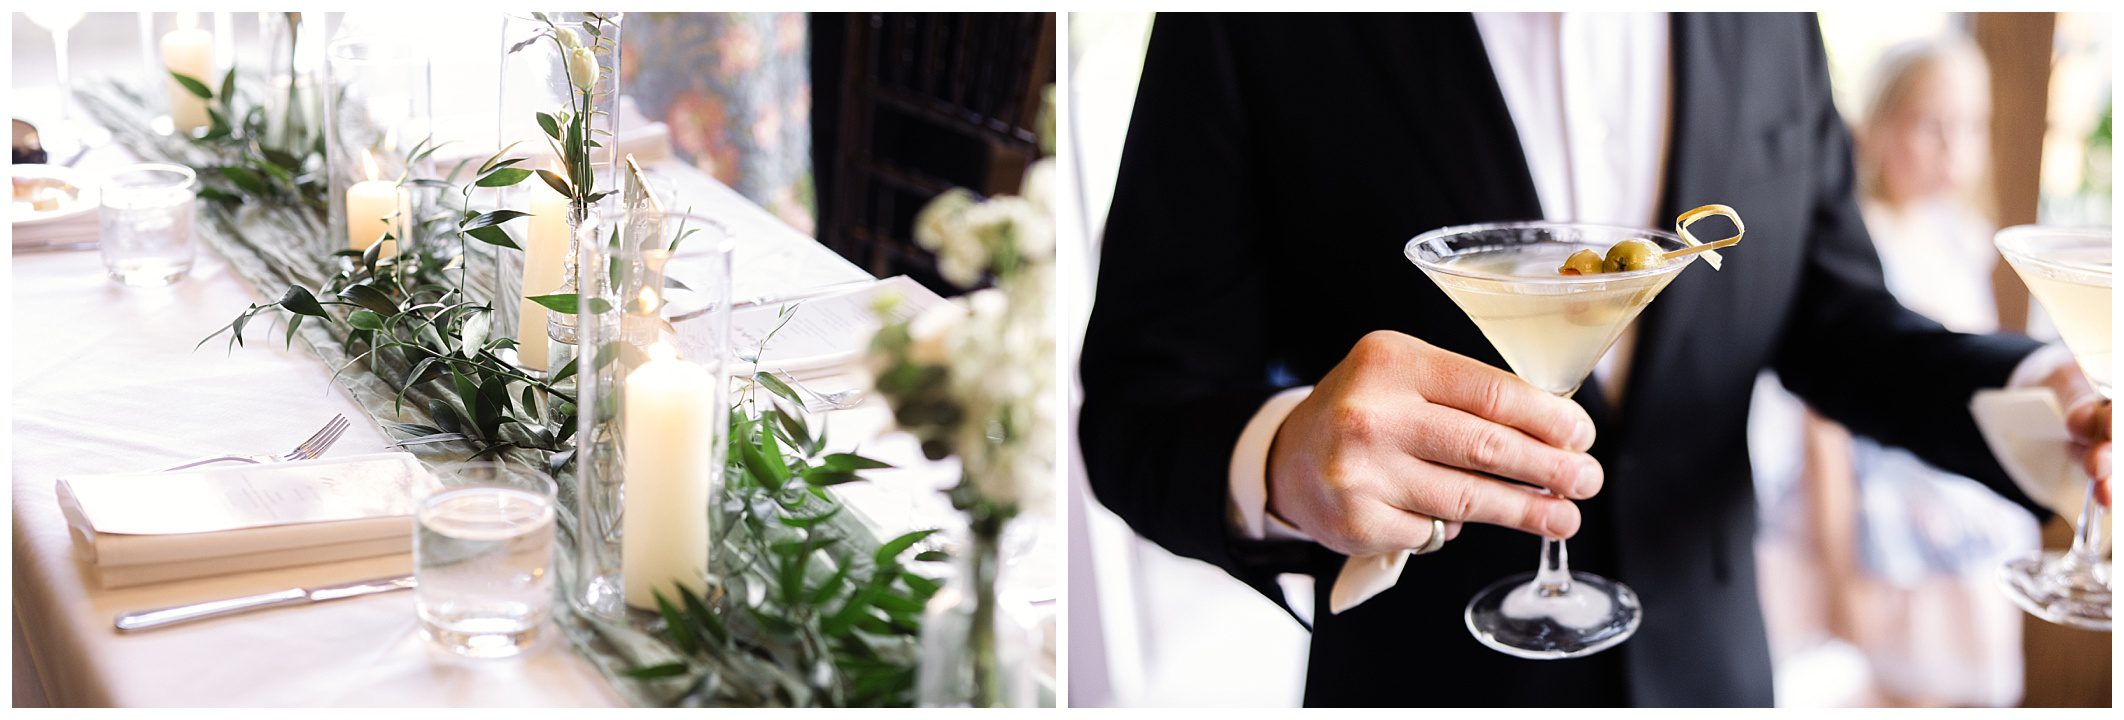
[1602,238,1666,273]
[1558,249,1605,276]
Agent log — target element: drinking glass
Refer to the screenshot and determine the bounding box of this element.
[1995,225,2112,631]
[24,11,107,158]
[98,163,197,287]
[1409,222,1701,658]
[415,462,558,658]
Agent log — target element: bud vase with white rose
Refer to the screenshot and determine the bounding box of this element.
[496,12,622,355]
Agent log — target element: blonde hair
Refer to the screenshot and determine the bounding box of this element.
[1857,35,1993,211]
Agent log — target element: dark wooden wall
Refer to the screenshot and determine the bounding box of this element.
[811,12,1056,297]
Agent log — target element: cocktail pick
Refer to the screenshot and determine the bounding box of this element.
[1661,204,1746,271]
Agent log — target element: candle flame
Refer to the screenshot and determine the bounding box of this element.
[648,342,678,364]
[360,150,380,182]
[637,287,660,312]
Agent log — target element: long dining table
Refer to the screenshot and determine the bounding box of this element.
[8,118,1037,706]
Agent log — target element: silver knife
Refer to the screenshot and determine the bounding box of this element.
[114,574,416,633]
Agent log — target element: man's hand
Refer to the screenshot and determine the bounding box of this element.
[2067,399,2110,507]
[2038,359,2110,507]
[1266,331,1604,557]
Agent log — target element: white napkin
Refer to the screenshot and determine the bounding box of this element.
[1332,551,1413,614]
[56,453,437,588]
[1972,388,2099,528]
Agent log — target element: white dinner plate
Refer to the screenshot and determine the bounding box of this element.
[11,163,99,227]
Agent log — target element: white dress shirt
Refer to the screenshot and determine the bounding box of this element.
[1224,12,2076,614]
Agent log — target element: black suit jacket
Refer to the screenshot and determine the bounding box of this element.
[1078,13,2044,707]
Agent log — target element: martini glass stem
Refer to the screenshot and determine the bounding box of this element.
[1536,537,1573,595]
[1535,387,1583,596]
[2065,477,2109,582]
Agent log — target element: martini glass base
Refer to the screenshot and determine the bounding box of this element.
[2001,551,2112,631]
[1465,570,1642,659]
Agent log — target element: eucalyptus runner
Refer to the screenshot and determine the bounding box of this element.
[81,70,937,707]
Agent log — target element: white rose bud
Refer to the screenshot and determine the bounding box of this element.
[556,27,583,50]
[567,46,600,91]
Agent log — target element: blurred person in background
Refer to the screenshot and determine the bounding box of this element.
[1787,35,2042,707]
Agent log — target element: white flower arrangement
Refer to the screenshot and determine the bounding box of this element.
[870,157,1057,520]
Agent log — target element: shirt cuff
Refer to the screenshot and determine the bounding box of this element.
[1228,386,1315,541]
[2004,343,2079,394]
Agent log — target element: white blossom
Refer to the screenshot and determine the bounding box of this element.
[915,189,987,288]
[1021,158,1054,220]
[555,27,583,50]
[906,301,967,365]
[870,164,1057,516]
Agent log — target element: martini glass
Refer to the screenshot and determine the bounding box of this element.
[1407,221,1703,658]
[1995,225,2112,631]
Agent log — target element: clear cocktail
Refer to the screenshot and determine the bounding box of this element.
[1408,220,1720,659]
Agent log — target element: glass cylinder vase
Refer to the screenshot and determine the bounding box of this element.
[324,25,432,260]
[257,12,323,155]
[572,204,735,620]
[917,518,1040,708]
[496,12,624,351]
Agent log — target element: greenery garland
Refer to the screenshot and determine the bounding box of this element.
[87,49,937,705]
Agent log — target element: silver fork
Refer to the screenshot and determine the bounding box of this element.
[159,414,352,472]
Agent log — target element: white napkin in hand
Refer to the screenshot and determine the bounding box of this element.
[1971,388,2095,526]
[1332,551,1414,614]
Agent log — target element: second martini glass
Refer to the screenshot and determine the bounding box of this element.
[1995,225,2111,631]
[1407,221,1704,659]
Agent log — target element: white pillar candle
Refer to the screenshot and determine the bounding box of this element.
[345,150,409,258]
[620,342,716,609]
[515,174,571,371]
[161,13,214,134]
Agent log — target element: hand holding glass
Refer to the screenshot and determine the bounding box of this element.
[1408,222,1706,659]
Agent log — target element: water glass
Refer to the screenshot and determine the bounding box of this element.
[414,462,558,658]
[98,163,196,287]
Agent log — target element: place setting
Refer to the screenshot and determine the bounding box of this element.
[13,11,1058,709]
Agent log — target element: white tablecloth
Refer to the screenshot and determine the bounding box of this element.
[7,145,990,705]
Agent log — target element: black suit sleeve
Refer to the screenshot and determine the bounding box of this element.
[1770,19,2045,511]
[1078,15,1310,607]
